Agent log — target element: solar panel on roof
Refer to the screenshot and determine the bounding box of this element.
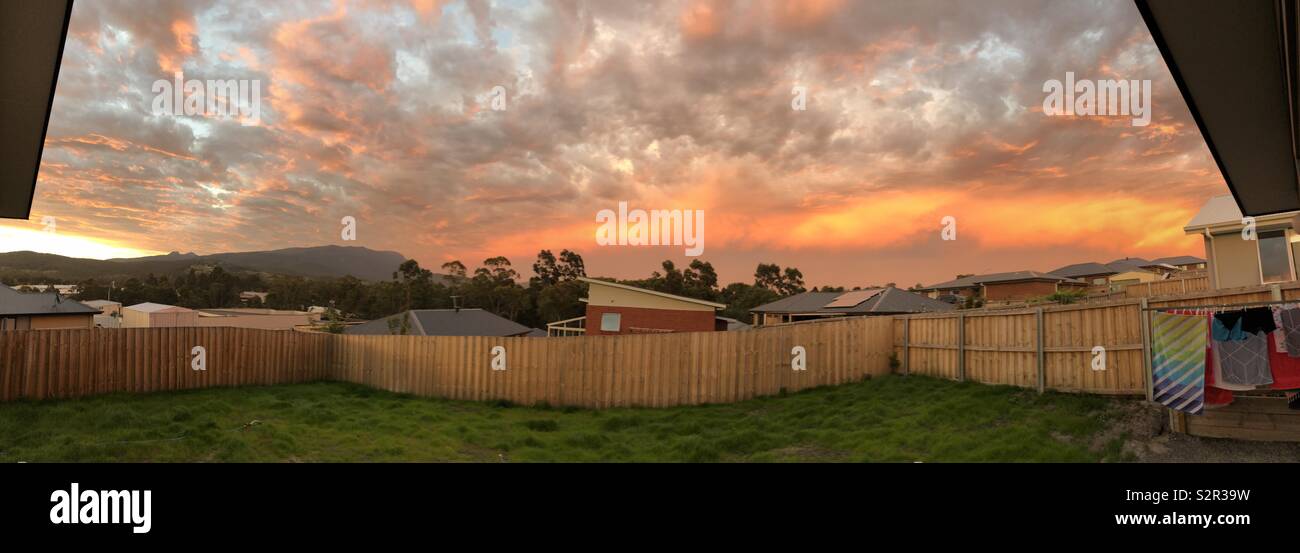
[822,289,883,308]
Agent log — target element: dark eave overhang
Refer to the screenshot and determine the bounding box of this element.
[0,1,74,219]
[1135,0,1300,217]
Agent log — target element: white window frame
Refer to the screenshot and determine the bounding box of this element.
[1254,227,1296,284]
[600,312,621,332]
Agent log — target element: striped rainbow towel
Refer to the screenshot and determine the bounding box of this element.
[1151,312,1207,415]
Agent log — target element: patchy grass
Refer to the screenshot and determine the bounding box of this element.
[0,375,1132,462]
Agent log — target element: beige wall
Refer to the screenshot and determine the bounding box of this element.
[1109,271,1159,285]
[28,314,93,330]
[123,308,199,328]
[586,284,716,312]
[1211,232,1265,289]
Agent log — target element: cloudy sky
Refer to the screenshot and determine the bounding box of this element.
[3,0,1226,287]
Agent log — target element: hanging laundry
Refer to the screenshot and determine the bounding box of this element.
[1216,331,1273,387]
[1210,339,1254,391]
[1151,312,1207,415]
[1211,312,1247,341]
[1266,332,1300,390]
[1242,307,1278,334]
[1169,309,1234,405]
[1271,305,1287,354]
[1280,307,1300,358]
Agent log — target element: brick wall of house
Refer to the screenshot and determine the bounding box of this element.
[584,305,716,335]
[982,281,1060,301]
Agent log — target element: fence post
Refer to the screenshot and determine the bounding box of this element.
[902,317,910,376]
[1035,307,1045,393]
[1140,298,1153,402]
[957,312,966,382]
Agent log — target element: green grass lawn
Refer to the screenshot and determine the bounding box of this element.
[0,375,1133,462]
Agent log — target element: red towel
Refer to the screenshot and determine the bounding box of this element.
[1267,333,1300,390]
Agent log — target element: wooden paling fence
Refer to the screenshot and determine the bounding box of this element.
[0,317,894,407]
[894,302,1147,395]
[893,281,1300,397]
[0,328,334,402]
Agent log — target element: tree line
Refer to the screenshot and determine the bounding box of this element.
[3,250,831,328]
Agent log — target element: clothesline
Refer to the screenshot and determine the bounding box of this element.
[1143,299,1298,312]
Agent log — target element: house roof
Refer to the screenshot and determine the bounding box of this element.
[124,302,193,313]
[1047,262,1118,278]
[751,287,955,315]
[921,271,1084,291]
[1104,258,1151,271]
[578,277,726,309]
[82,299,121,308]
[345,309,535,337]
[1149,255,1206,266]
[0,285,98,316]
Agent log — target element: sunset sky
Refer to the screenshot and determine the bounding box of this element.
[4,0,1226,288]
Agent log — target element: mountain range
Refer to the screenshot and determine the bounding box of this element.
[0,245,409,282]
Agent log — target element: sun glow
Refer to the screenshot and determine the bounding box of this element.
[0,223,162,260]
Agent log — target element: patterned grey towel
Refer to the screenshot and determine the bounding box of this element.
[1282,307,1300,358]
[1216,331,1273,386]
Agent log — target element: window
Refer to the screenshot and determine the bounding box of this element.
[1257,230,1293,283]
[600,312,622,332]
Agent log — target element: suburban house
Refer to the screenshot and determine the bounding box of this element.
[196,308,315,330]
[83,299,123,328]
[553,277,727,337]
[1047,256,1205,289]
[122,303,199,328]
[749,286,954,326]
[916,271,1087,302]
[0,285,97,330]
[1184,194,1300,289]
[345,308,542,337]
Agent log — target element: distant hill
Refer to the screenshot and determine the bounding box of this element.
[0,245,409,282]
